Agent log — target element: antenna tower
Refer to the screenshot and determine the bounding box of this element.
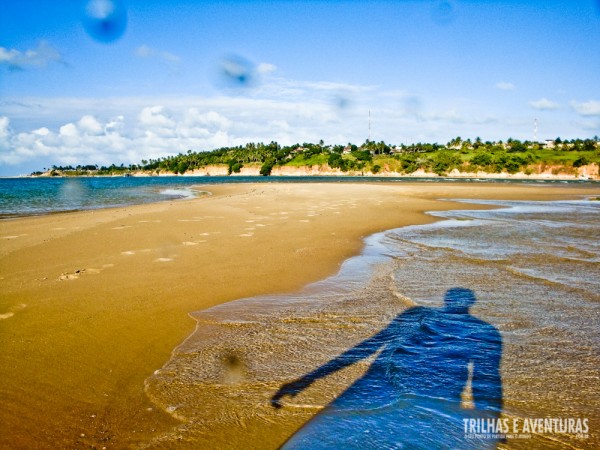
[534,118,538,142]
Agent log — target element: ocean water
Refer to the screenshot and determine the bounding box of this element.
[145,198,600,449]
[0,176,594,218]
[0,177,202,218]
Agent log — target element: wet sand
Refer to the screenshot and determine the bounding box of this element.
[1,182,598,449]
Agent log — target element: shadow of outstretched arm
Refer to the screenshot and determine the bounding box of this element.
[271,325,395,408]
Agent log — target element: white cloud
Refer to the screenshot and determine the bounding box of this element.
[138,106,175,128]
[0,41,63,70]
[570,100,600,117]
[268,119,290,131]
[183,108,231,130]
[292,79,376,93]
[77,115,104,135]
[105,115,125,134]
[257,63,277,74]
[495,81,515,91]
[135,45,181,65]
[529,98,560,110]
[33,127,50,136]
[59,123,78,137]
[2,72,598,174]
[86,0,116,19]
[0,116,10,138]
[0,48,19,64]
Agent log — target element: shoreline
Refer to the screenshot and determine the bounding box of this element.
[144,195,600,449]
[1,182,600,448]
[2,176,598,221]
[17,167,600,180]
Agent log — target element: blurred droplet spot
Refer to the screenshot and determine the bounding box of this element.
[217,54,257,89]
[83,0,127,43]
[401,95,422,116]
[331,93,355,112]
[219,351,247,384]
[431,0,456,26]
[59,179,89,207]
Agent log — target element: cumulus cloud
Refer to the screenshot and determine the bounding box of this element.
[529,98,560,110]
[0,41,63,70]
[59,123,78,137]
[0,97,356,170]
[570,100,600,117]
[495,81,515,91]
[0,104,265,169]
[138,106,176,138]
[183,108,232,130]
[3,69,597,174]
[77,115,104,135]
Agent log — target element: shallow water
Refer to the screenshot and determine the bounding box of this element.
[1,176,595,217]
[145,198,599,449]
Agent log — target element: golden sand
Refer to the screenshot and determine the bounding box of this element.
[1,182,598,449]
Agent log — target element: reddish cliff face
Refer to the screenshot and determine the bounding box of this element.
[57,163,599,180]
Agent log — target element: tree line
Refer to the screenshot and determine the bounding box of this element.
[34,136,600,177]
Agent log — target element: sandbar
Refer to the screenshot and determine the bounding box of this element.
[1,182,598,448]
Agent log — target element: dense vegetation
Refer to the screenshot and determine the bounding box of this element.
[34,136,600,177]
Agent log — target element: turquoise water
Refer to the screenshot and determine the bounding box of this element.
[145,198,600,449]
[1,176,596,218]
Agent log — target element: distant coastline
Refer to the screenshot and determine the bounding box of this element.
[28,163,599,181]
[27,137,600,181]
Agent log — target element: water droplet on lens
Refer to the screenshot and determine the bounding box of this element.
[332,94,353,111]
[59,179,88,208]
[219,350,247,384]
[218,54,256,88]
[83,0,127,43]
[431,0,456,26]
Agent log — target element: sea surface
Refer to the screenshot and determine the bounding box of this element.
[0,176,595,218]
[145,197,599,449]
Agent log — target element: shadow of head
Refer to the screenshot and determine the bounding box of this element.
[444,287,476,313]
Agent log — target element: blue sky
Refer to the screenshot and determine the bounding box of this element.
[1,0,599,175]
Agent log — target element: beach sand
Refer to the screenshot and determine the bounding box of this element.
[1,182,598,449]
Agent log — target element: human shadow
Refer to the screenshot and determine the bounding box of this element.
[271,288,503,449]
